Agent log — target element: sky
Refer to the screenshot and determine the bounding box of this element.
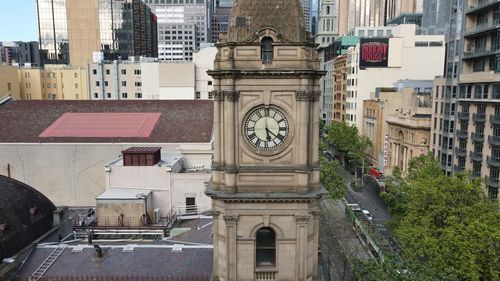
[0,1,38,41]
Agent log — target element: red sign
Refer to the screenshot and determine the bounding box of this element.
[360,38,389,68]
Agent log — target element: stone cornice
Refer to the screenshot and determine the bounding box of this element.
[205,186,327,202]
[207,70,326,80]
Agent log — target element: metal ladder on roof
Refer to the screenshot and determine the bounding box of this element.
[29,244,67,281]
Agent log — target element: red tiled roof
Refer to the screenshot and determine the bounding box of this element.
[39,112,161,138]
[0,100,213,143]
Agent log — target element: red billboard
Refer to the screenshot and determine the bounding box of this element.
[360,38,389,68]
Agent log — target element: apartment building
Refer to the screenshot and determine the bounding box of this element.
[18,65,89,100]
[0,65,21,99]
[0,42,40,67]
[454,0,500,200]
[333,54,347,123]
[344,24,445,129]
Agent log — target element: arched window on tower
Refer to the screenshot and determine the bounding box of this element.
[261,37,274,63]
[255,227,276,267]
[326,6,330,15]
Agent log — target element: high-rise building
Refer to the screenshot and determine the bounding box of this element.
[421,0,452,36]
[36,0,158,67]
[210,5,231,43]
[386,0,423,23]
[36,0,70,65]
[0,41,40,66]
[452,0,500,201]
[144,0,209,61]
[429,0,463,176]
[301,0,312,32]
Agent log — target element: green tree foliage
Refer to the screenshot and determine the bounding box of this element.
[320,157,347,200]
[325,121,371,166]
[381,154,500,281]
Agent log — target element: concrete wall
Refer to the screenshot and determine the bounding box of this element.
[0,143,212,207]
[193,47,217,100]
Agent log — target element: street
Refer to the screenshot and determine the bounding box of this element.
[343,172,401,254]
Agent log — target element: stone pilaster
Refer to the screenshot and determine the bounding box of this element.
[295,214,310,281]
[224,215,239,281]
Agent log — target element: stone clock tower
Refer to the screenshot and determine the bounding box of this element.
[206,0,326,280]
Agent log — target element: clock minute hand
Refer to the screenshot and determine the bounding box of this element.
[266,128,278,138]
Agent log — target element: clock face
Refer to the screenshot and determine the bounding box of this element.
[243,106,289,152]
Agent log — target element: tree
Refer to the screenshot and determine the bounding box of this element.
[320,157,347,200]
[384,154,500,281]
[325,121,371,167]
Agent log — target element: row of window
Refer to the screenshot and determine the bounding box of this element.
[93,92,142,99]
[94,81,141,87]
[92,69,141,75]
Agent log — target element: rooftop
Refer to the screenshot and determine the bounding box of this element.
[0,100,213,143]
[96,188,152,200]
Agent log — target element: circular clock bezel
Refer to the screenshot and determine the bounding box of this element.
[241,105,294,156]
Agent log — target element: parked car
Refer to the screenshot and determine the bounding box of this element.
[362,210,373,221]
[346,203,361,212]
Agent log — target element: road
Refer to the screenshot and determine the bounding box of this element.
[343,172,401,254]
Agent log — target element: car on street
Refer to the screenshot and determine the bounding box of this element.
[362,210,373,221]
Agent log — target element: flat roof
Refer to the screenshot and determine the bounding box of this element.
[0,100,213,143]
[96,187,152,200]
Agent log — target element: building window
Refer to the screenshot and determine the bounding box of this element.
[74,72,78,78]
[208,81,212,86]
[93,69,97,75]
[255,227,276,267]
[104,81,109,87]
[195,92,201,99]
[96,81,100,87]
[93,93,98,99]
[208,91,213,99]
[75,83,78,89]
[106,69,110,75]
[122,92,128,99]
[122,81,127,87]
[106,93,111,99]
[135,82,142,87]
[261,37,273,63]
[121,69,127,75]
[134,69,141,75]
[7,82,11,91]
[135,93,142,99]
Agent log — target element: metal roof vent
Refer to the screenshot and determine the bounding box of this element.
[72,245,85,253]
[123,244,136,253]
[172,244,183,252]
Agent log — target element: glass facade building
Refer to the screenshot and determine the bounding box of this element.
[99,0,158,60]
[36,0,69,64]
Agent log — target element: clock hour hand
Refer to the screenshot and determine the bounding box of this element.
[266,128,277,138]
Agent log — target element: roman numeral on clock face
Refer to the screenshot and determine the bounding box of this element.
[244,106,289,152]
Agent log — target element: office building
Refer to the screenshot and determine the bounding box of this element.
[344,24,445,129]
[386,0,424,23]
[301,0,312,32]
[387,13,423,26]
[453,0,500,201]
[36,0,70,64]
[333,54,348,122]
[421,0,452,36]
[429,0,464,175]
[36,0,158,67]
[210,5,231,43]
[0,42,40,67]
[144,0,209,61]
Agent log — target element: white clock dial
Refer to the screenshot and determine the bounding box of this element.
[243,106,289,151]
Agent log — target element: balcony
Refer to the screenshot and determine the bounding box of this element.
[470,151,484,162]
[466,0,500,15]
[464,18,500,38]
[473,113,486,123]
[490,115,500,125]
[471,132,485,142]
[488,135,500,146]
[463,46,500,60]
[255,270,277,281]
[457,130,469,139]
[486,176,500,188]
[455,147,467,157]
[458,112,470,121]
[487,156,500,167]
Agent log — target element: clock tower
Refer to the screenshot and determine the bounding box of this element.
[206,0,326,280]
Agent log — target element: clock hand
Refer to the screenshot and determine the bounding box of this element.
[266,128,278,138]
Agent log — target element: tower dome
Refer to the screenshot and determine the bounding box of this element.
[226,0,310,43]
